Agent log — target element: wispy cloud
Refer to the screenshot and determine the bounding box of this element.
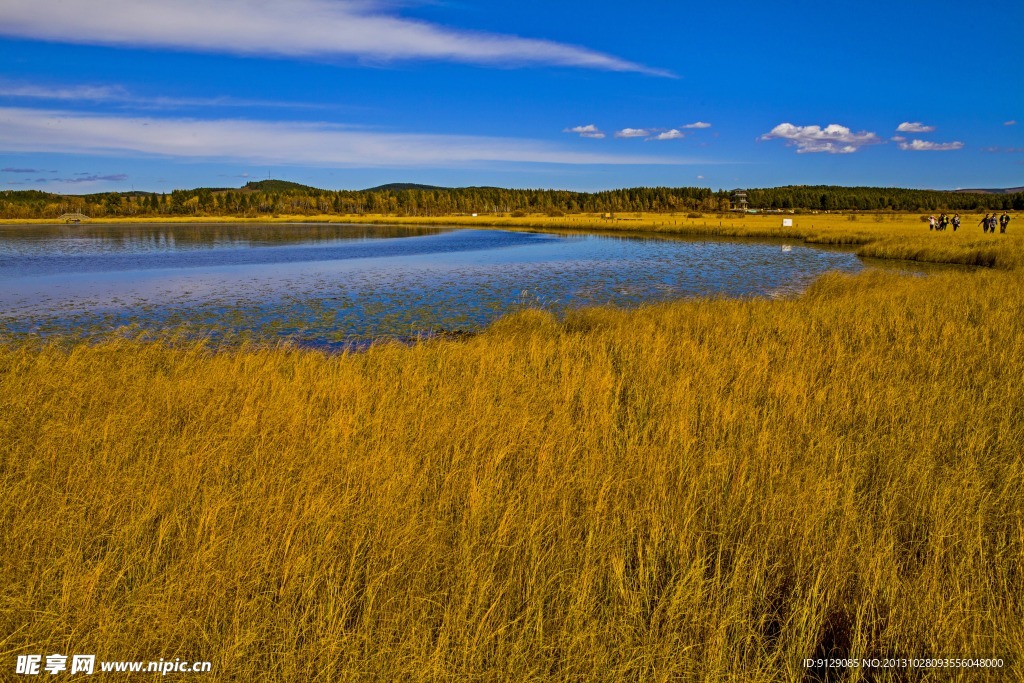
[0,108,689,167]
[0,83,131,101]
[898,139,964,151]
[38,173,130,184]
[0,0,670,76]
[682,121,711,129]
[615,128,651,138]
[2,173,129,188]
[0,81,323,110]
[983,146,1024,153]
[564,124,606,139]
[2,167,50,173]
[650,129,684,141]
[1005,120,1017,126]
[759,123,881,154]
[896,121,935,133]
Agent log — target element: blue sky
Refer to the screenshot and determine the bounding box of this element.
[1,0,1021,194]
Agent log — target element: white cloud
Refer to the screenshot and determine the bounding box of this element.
[682,121,711,129]
[28,173,130,184]
[891,135,907,142]
[0,83,131,101]
[1006,120,1018,126]
[615,128,651,138]
[759,123,881,154]
[564,124,606,139]
[897,139,964,151]
[650,129,684,140]
[897,121,936,133]
[0,107,689,166]
[0,81,320,110]
[0,0,670,75]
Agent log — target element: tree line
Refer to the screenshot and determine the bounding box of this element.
[745,186,1024,212]
[2,182,1022,219]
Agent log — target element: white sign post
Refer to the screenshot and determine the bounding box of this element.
[782,218,793,227]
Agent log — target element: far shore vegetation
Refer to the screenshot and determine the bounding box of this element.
[1,182,1022,680]
[4,181,1022,271]
[3,180,1023,221]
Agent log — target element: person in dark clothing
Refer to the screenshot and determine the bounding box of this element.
[952,213,961,231]
[939,213,949,231]
[1000,213,1010,233]
[980,214,991,233]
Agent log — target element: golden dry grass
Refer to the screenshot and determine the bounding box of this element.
[2,261,1023,680]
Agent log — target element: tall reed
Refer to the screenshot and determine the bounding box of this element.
[2,266,1022,681]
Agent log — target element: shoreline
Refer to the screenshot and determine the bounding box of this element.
[2,211,1021,269]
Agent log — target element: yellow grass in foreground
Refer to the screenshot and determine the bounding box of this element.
[2,266,1023,681]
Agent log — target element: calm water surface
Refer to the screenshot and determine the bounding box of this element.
[0,222,917,344]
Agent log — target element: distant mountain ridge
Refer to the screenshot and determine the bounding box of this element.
[241,179,320,192]
[362,183,448,192]
[954,187,1024,195]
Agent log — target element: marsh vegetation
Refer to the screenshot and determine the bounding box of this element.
[1,214,1022,681]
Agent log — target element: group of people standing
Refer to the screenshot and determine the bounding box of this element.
[927,212,1011,233]
[928,213,960,231]
[979,213,1011,233]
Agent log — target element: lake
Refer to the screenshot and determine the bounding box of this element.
[0,222,933,346]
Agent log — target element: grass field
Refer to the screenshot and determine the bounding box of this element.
[1,215,1022,681]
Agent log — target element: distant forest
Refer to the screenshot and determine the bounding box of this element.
[2,180,1022,219]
